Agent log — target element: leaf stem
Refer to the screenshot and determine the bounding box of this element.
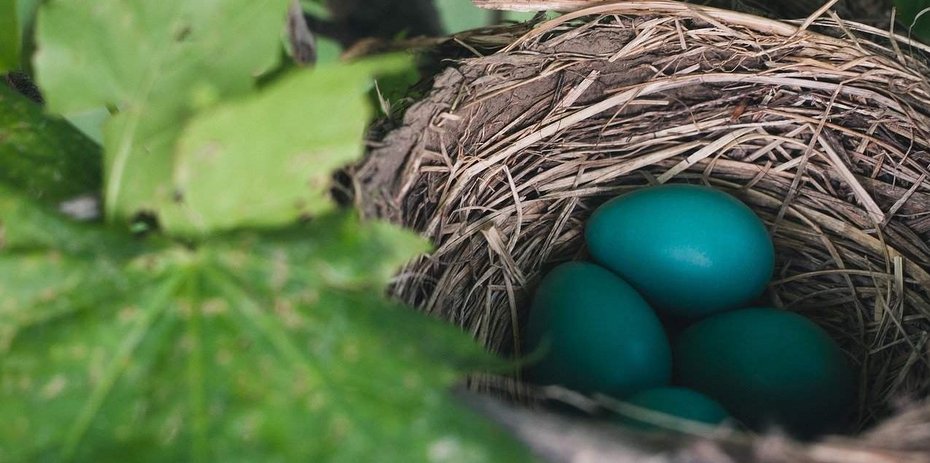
[104,54,167,222]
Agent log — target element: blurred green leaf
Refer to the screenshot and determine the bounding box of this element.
[316,37,343,64]
[14,0,39,70]
[0,184,121,252]
[436,0,490,33]
[0,84,101,204]
[162,59,407,235]
[14,0,38,32]
[434,1,552,33]
[896,0,930,43]
[12,2,533,461]
[0,202,529,462]
[0,184,147,354]
[34,0,291,223]
[0,0,19,71]
[62,107,109,145]
[505,11,546,22]
[299,0,329,19]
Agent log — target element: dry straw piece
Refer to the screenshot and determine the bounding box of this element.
[352,0,930,456]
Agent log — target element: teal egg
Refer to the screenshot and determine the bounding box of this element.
[585,184,774,318]
[525,262,671,397]
[620,387,730,430]
[674,307,855,437]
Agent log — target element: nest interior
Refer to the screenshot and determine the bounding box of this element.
[353,1,930,436]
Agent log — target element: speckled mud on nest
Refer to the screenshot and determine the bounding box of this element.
[351,0,930,455]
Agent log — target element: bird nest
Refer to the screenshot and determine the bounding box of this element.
[351,0,930,454]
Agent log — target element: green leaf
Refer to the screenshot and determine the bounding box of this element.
[315,37,343,64]
[162,60,406,235]
[216,213,432,290]
[0,209,529,461]
[299,0,330,19]
[0,185,147,374]
[34,0,291,223]
[61,107,110,145]
[436,0,489,33]
[897,0,930,43]
[14,0,40,71]
[0,84,102,204]
[14,0,39,35]
[0,0,18,72]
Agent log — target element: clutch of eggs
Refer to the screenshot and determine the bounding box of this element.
[525,184,853,437]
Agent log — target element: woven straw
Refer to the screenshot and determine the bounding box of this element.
[352,0,930,452]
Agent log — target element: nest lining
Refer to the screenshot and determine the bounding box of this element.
[353,0,930,439]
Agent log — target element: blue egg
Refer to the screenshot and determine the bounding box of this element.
[585,184,774,318]
[525,262,672,397]
[674,307,855,437]
[620,387,730,431]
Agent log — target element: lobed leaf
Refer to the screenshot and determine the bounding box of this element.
[0,209,529,462]
[163,61,408,235]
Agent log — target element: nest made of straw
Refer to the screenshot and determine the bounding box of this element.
[352,0,930,441]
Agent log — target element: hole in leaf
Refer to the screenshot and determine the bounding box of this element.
[130,210,160,237]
